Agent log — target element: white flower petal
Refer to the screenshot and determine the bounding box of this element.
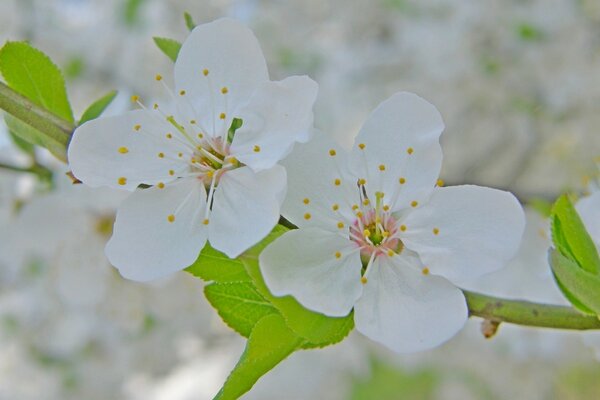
[281,131,358,230]
[349,92,444,211]
[231,75,318,171]
[209,165,286,257]
[106,178,207,281]
[68,110,187,190]
[576,191,600,246]
[174,18,269,137]
[260,227,362,317]
[401,185,525,283]
[354,255,467,353]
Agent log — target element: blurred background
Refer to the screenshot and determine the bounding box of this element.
[1,0,600,399]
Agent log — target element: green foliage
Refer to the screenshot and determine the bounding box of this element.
[4,115,67,161]
[123,0,147,27]
[351,359,439,400]
[153,37,181,62]
[184,12,196,31]
[214,314,304,400]
[550,195,600,314]
[517,22,544,41]
[188,225,355,398]
[551,195,600,274]
[79,90,118,124]
[0,41,74,123]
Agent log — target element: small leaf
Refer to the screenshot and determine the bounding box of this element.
[0,41,74,122]
[79,90,117,124]
[184,12,196,31]
[4,115,66,161]
[204,281,278,337]
[214,314,304,400]
[241,225,354,348]
[551,195,600,274]
[186,244,251,283]
[123,0,146,27]
[153,37,182,63]
[550,249,600,315]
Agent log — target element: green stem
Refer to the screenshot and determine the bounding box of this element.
[464,290,600,330]
[0,81,74,147]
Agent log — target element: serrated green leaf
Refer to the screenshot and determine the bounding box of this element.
[551,195,600,274]
[550,249,600,314]
[0,41,74,123]
[204,281,278,337]
[153,37,181,63]
[79,90,117,124]
[184,12,196,31]
[4,115,66,161]
[186,244,251,283]
[214,314,304,400]
[241,225,354,348]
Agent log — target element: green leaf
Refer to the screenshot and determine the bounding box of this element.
[123,0,147,27]
[214,314,304,400]
[184,12,196,31]
[551,195,600,274]
[79,90,117,124]
[550,249,600,315]
[4,115,66,161]
[204,281,279,337]
[153,37,181,63]
[0,41,74,123]
[186,244,251,283]
[241,226,354,348]
[8,129,34,155]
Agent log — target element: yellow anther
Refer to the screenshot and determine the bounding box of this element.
[190,158,197,164]
[422,267,430,275]
[158,152,165,158]
[190,120,197,125]
[411,200,418,208]
[334,178,341,186]
[358,143,366,150]
[206,170,214,178]
[433,228,440,235]
[383,205,390,212]
[253,145,261,153]
[118,146,129,154]
[358,178,366,185]
[153,103,159,110]
[407,147,414,155]
[167,214,175,223]
[387,250,395,257]
[356,211,363,218]
[155,74,162,81]
[337,222,345,229]
[219,112,226,120]
[363,199,370,206]
[203,69,209,76]
[157,182,165,189]
[179,90,186,96]
[361,276,368,284]
[117,177,127,186]
[399,177,406,185]
[332,204,340,211]
[382,231,390,238]
[166,133,173,139]
[203,219,210,225]
[131,95,140,103]
[178,153,183,158]
[352,204,359,210]
[304,213,311,220]
[437,179,444,187]
[378,164,386,171]
[197,133,204,139]
[400,224,407,232]
[303,198,310,205]
[363,229,371,237]
[335,251,342,259]
[221,87,228,94]
[133,124,141,131]
[329,149,336,156]
[169,169,175,176]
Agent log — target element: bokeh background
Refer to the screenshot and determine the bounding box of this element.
[1,0,600,399]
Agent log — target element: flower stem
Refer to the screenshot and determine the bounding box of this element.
[463,289,600,330]
[0,81,74,148]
